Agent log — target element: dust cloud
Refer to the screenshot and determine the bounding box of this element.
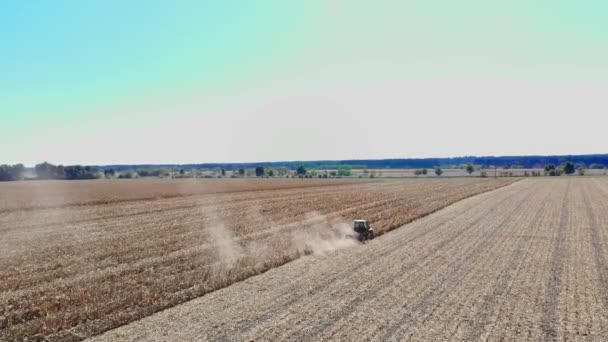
[203,208,359,271]
[291,212,359,255]
[203,208,244,269]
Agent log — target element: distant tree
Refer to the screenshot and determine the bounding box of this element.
[255,166,265,177]
[35,162,58,179]
[465,164,475,175]
[64,165,99,180]
[0,164,25,181]
[563,161,575,175]
[435,168,443,176]
[56,165,65,179]
[480,171,488,178]
[422,168,428,175]
[268,169,274,177]
[414,169,423,175]
[179,169,185,175]
[14,164,26,180]
[118,171,135,179]
[577,167,585,176]
[104,169,116,178]
[544,164,556,173]
[221,169,226,176]
[34,162,65,179]
[296,165,307,176]
[238,168,245,176]
[337,166,351,177]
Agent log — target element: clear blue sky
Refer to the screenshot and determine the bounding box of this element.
[1,1,607,165]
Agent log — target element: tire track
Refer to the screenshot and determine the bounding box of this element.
[540,179,571,341]
[582,183,608,311]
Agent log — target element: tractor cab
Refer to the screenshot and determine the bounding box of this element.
[353,220,375,241]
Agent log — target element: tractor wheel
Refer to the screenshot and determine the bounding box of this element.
[368,231,375,240]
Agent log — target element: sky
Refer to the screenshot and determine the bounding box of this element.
[1,0,607,165]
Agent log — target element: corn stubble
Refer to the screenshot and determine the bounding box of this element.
[0,178,515,341]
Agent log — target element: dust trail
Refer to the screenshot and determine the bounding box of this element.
[203,208,244,269]
[292,212,359,255]
[203,207,358,271]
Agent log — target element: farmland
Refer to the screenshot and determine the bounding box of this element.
[0,178,515,341]
[93,178,608,341]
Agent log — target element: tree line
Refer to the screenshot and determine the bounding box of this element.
[35,162,101,180]
[0,159,604,182]
[97,154,608,171]
[0,164,26,181]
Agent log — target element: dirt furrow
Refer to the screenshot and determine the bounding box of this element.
[540,179,571,341]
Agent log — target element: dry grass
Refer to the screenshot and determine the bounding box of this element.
[0,178,516,341]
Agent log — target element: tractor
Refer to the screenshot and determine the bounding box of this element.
[353,219,375,242]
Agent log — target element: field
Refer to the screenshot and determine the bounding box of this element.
[93,178,608,341]
[0,178,516,341]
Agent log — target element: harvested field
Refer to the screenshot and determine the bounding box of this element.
[0,178,515,341]
[0,178,359,212]
[93,178,608,341]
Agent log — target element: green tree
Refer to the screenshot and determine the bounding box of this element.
[119,171,135,179]
[465,164,475,175]
[104,169,116,178]
[268,169,274,177]
[0,164,25,181]
[435,168,443,176]
[422,168,428,175]
[35,162,58,179]
[563,161,575,175]
[238,168,245,176]
[544,164,556,173]
[64,165,99,180]
[255,166,265,177]
[337,166,351,177]
[296,165,307,176]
